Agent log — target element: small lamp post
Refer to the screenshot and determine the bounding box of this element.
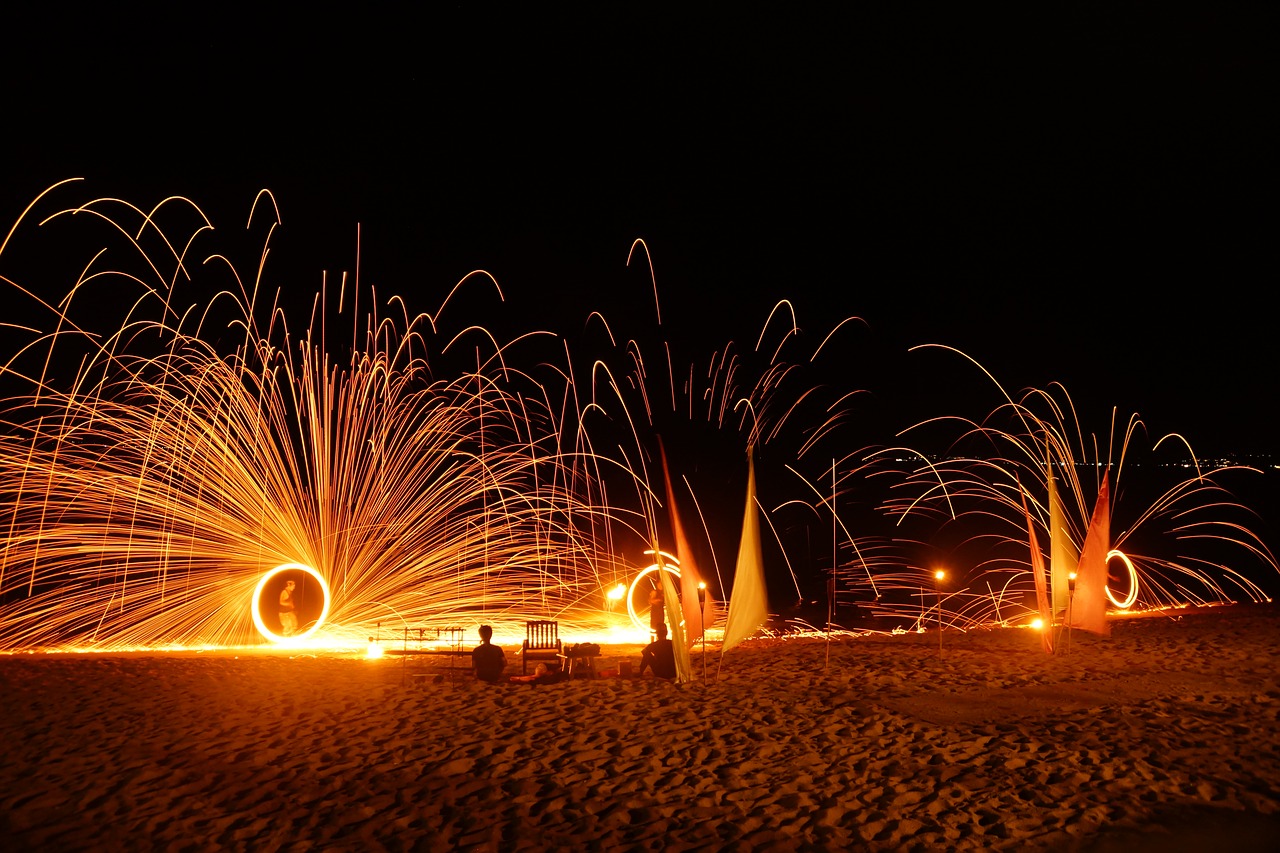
[697,582,707,680]
[825,573,836,669]
[934,570,946,656]
[1066,571,1077,654]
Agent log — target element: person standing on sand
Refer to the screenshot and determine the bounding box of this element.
[649,585,665,639]
[472,625,507,683]
[639,622,676,679]
[278,580,298,637]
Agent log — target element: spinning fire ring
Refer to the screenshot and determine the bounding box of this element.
[1104,549,1140,610]
[251,563,332,643]
[624,553,682,631]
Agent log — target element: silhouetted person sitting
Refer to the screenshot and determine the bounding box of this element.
[639,622,676,679]
[472,625,507,683]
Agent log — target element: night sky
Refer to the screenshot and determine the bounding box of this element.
[7,10,1274,482]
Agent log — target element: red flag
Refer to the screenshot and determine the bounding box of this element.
[1070,472,1112,636]
[659,440,715,647]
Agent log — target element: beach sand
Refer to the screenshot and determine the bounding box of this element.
[2,606,1278,851]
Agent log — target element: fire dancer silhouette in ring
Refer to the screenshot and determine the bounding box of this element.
[278,580,298,637]
[649,585,665,640]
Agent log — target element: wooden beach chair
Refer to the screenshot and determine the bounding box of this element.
[522,620,562,674]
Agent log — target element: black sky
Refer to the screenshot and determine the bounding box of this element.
[6,7,1275,457]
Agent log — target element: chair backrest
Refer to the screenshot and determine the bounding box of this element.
[525,620,559,650]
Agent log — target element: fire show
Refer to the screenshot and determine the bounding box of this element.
[0,183,864,651]
[0,183,1274,654]
[4,9,1279,849]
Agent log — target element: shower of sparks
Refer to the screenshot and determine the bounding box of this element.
[567,243,895,632]
[0,184,882,652]
[3,186,1273,653]
[0,185,646,651]
[872,345,1278,629]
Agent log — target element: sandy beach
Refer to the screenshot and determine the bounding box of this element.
[2,605,1278,852]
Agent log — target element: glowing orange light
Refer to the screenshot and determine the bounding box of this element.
[1030,617,1045,630]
